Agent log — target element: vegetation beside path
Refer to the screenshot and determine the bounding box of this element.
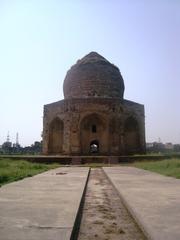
[1,157,180,186]
[0,158,60,186]
[133,158,180,179]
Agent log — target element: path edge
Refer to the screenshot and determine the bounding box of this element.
[70,168,91,240]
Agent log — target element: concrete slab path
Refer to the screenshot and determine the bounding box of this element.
[0,167,89,240]
[103,167,180,240]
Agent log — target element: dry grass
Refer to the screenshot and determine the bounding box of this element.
[0,158,60,186]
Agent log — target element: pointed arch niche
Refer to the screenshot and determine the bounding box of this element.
[124,117,140,154]
[48,118,64,154]
[80,113,108,155]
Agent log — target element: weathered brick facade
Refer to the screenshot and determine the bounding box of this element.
[43,52,145,155]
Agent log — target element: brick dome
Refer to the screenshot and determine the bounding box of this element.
[63,52,125,99]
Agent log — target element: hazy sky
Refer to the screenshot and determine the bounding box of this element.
[0,0,179,146]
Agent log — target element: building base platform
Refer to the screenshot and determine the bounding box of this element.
[1,154,180,164]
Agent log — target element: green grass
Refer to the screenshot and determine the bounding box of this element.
[133,158,180,179]
[0,158,60,186]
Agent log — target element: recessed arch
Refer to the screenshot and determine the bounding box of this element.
[48,117,64,154]
[124,116,140,154]
[80,113,108,155]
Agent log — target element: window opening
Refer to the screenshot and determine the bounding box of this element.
[92,125,96,133]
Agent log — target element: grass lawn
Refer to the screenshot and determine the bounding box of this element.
[133,158,180,179]
[0,158,60,186]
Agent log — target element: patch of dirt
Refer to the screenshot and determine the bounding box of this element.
[55,172,67,175]
[78,168,146,240]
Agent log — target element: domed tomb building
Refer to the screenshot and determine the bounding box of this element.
[43,52,145,155]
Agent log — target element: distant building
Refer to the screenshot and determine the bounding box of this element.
[146,142,153,149]
[2,141,12,149]
[174,144,180,152]
[165,142,174,150]
[146,141,180,153]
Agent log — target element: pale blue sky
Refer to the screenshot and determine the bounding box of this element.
[0,0,179,146]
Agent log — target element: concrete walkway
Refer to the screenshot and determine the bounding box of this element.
[103,167,180,240]
[0,167,89,240]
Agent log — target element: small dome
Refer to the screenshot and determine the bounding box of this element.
[63,52,125,99]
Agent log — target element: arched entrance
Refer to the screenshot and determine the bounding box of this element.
[48,118,64,154]
[90,140,99,153]
[80,113,108,155]
[124,117,140,154]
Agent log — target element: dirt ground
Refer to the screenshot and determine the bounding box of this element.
[78,168,146,240]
